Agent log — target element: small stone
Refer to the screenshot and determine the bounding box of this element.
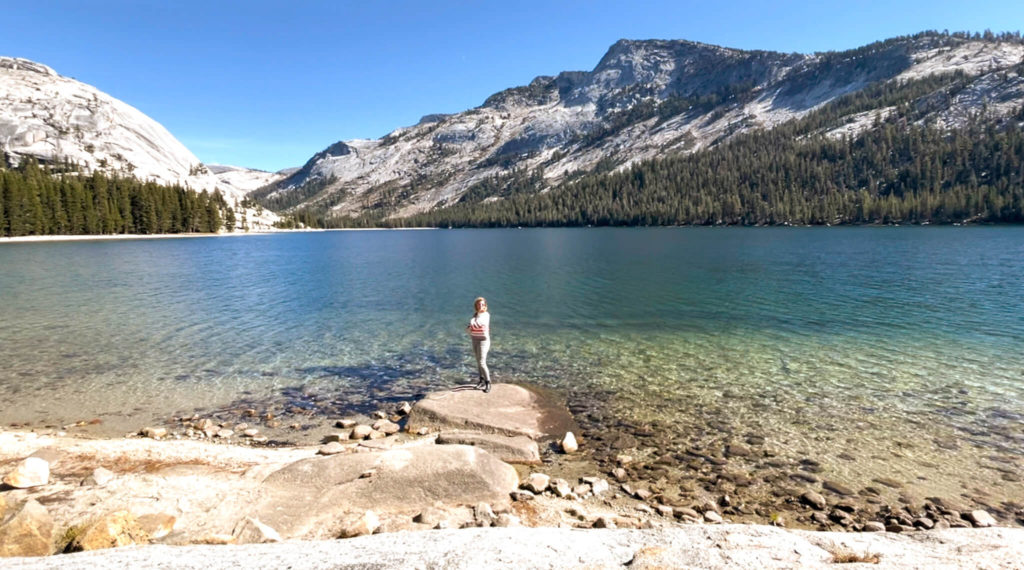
[136,513,176,540]
[0,499,55,557]
[243,409,257,417]
[704,511,723,524]
[675,507,700,520]
[965,510,996,528]
[265,420,282,429]
[338,511,380,538]
[71,511,149,551]
[196,419,215,431]
[494,513,519,527]
[415,427,430,436]
[324,431,351,442]
[590,479,610,496]
[351,425,373,440]
[593,516,616,529]
[933,520,951,530]
[473,503,496,527]
[372,420,400,435]
[82,467,115,487]
[510,490,535,502]
[550,478,572,497]
[396,402,412,416]
[523,473,550,494]
[612,468,627,481]
[561,432,579,454]
[413,507,443,526]
[367,430,387,440]
[141,426,167,439]
[822,480,857,496]
[725,444,750,457]
[243,428,260,438]
[335,419,357,429]
[657,505,674,517]
[371,411,388,420]
[234,423,249,431]
[216,429,234,439]
[573,484,591,496]
[914,517,935,529]
[863,521,886,532]
[318,442,346,455]
[634,488,652,501]
[635,504,655,515]
[3,457,49,488]
[800,491,827,510]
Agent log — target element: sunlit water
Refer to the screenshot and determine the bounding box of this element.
[1,228,1022,505]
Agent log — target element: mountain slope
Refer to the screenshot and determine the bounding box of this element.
[262,31,1024,221]
[0,57,279,229]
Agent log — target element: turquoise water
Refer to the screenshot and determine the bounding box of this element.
[1,228,1022,500]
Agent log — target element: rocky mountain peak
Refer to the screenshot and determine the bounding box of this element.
[0,56,57,77]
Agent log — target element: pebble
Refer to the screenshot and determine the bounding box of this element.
[675,507,700,520]
[593,516,616,529]
[550,478,572,497]
[523,473,550,494]
[83,467,115,487]
[510,490,535,502]
[965,510,996,528]
[351,425,373,440]
[800,491,827,510]
[612,468,627,480]
[141,427,167,439]
[243,428,260,438]
[396,402,412,416]
[725,444,750,457]
[325,431,350,442]
[336,419,357,429]
[216,429,234,439]
[561,432,579,454]
[590,479,610,496]
[822,480,856,496]
[318,442,346,455]
[703,511,723,524]
[862,521,886,532]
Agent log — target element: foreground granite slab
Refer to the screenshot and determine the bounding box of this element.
[406,383,576,440]
[5,526,1023,569]
[436,431,541,465]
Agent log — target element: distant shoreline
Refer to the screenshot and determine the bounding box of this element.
[0,227,437,244]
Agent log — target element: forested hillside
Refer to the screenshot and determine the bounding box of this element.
[371,72,1024,227]
[0,160,236,237]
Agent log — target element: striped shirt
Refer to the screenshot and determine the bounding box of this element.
[468,312,490,340]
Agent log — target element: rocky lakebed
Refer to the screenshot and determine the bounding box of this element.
[1,383,1022,568]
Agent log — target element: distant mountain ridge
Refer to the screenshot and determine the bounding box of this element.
[0,56,281,229]
[256,31,1024,221]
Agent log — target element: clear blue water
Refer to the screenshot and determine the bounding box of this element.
[1,227,1022,500]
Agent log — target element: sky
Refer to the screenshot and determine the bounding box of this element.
[4,1,1023,171]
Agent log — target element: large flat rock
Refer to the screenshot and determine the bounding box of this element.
[436,431,541,465]
[251,444,519,539]
[406,383,576,440]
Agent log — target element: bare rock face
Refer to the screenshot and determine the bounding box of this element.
[70,511,149,551]
[251,444,518,539]
[3,456,50,488]
[435,431,541,465]
[0,499,55,557]
[406,384,576,440]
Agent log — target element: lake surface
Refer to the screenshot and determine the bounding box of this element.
[1,227,1022,507]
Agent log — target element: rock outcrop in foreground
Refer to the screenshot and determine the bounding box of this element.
[4,526,1023,569]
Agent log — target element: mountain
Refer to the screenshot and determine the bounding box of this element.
[0,56,279,229]
[259,31,1024,222]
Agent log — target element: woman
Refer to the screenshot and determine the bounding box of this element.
[466,297,492,392]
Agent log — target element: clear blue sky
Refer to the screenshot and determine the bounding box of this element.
[4,1,1022,171]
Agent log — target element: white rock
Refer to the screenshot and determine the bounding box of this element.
[351,425,373,440]
[561,432,579,454]
[83,466,115,487]
[523,473,550,494]
[3,456,49,488]
[967,510,997,528]
[141,427,167,439]
[590,479,610,495]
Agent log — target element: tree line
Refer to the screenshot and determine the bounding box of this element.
[0,160,236,237]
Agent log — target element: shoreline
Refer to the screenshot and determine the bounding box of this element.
[0,227,439,244]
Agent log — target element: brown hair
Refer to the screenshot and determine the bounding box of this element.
[474,297,487,315]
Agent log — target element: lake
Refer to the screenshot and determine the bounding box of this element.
[1,227,1022,512]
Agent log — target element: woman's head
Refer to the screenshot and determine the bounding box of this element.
[474,297,487,313]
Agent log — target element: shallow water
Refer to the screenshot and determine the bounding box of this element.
[0,227,1022,507]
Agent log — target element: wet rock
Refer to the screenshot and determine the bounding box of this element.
[82,467,115,487]
[789,472,819,484]
[523,473,550,494]
[873,477,903,489]
[745,435,766,446]
[800,491,827,510]
[338,511,380,538]
[371,411,388,420]
[822,480,856,496]
[396,402,412,416]
[863,521,886,532]
[233,517,281,544]
[965,510,996,528]
[141,427,167,439]
[561,432,579,454]
[136,514,176,540]
[725,444,750,458]
[0,499,55,557]
[71,511,149,551]
[834,499,857,513]
[3,457,49,488]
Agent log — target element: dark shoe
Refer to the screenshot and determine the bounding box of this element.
[483,381,491,393]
